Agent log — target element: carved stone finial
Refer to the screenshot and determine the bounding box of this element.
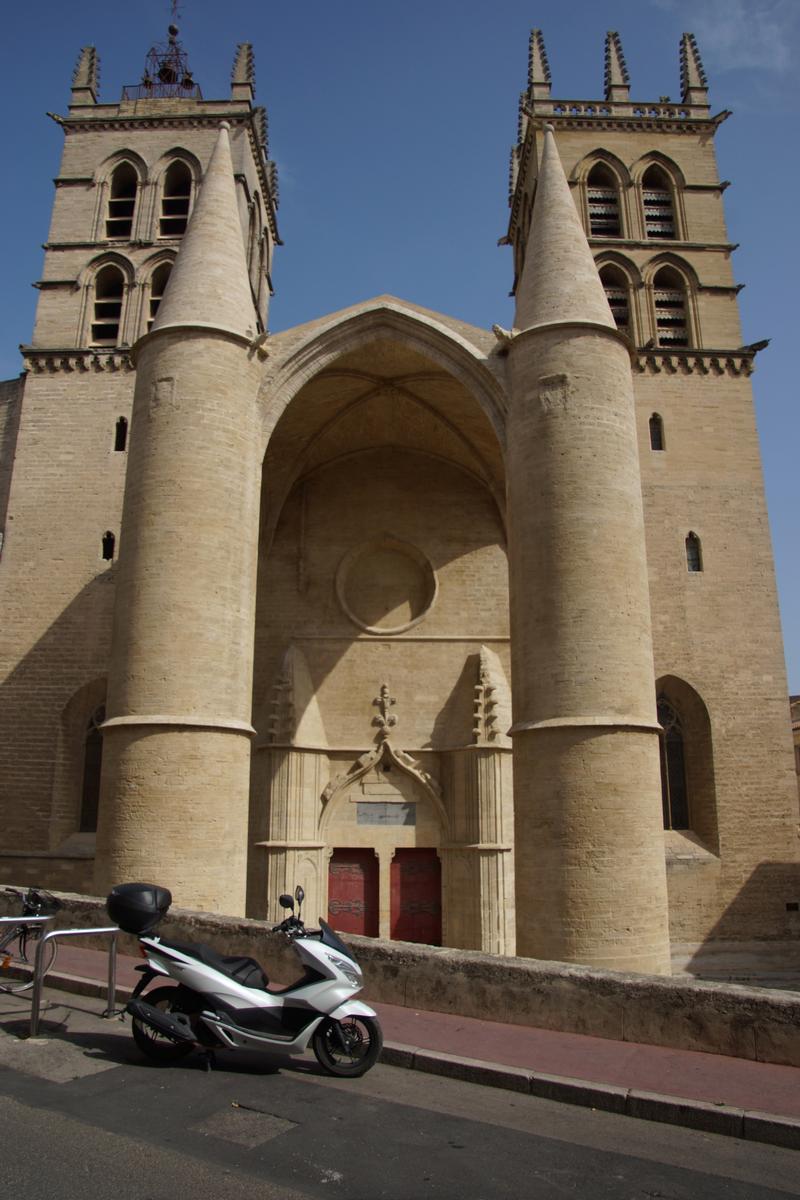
[71,46,99,104]
[472,647,512,747]
[604,31,630,102]
[372,683,397,740]
[231,42,256,101]
[680,32,709,105]
[528,29,552,99]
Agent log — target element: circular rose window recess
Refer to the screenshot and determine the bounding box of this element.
[336,536,438,635]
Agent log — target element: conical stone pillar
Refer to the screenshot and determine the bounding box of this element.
[507,126,670,973]
[95,125,262,915]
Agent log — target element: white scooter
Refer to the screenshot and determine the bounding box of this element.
[109,883,383,1077]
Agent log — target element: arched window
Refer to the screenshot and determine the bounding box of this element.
[114,416,128,452]
[147,262,173,330]
[587,163,621,237]
[102,530,116,561]
[105,162,138,239]
[657,696,689,830]
[599,264,630,334]
[79,704,105,833]
[685,531,703,572]
[653,266,689,347]
[649,413,665,451]
[159,161,192,237]
[642,165,676,239]
[91,265,125,345]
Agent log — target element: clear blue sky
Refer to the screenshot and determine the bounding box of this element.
[1,0,797,691]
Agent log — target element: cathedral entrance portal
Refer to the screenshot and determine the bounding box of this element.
[390,848,442,945]
[327,848,379,936]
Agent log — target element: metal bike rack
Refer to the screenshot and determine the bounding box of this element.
[30,925,120,1037]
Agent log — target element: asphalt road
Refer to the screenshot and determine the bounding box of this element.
[0,993,799,1199]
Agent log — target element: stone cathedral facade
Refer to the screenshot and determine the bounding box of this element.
[0,26,797,975]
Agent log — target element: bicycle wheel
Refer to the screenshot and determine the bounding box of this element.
[0,928,35,993]
[0,926,57,993]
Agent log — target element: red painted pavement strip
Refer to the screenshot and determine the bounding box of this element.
[49,944,800,1120]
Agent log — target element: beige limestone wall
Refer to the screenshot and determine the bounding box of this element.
[96,330,262,915]
[508,324,669,972]
[0,368,130,851]
[635,367,800,941]
[26,892,800,1067]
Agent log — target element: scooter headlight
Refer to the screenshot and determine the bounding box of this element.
[329,954,362,987]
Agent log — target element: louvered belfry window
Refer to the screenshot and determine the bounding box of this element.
[653,267,689,347]
[587,164,621,237]
[105,162,138,239]
[642,166,676,239]
[599,265,629,334]
[160,161,192,237]
[91,265,125,345]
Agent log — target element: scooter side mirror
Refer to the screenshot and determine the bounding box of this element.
[279,894,294,910]
[295,886,305,906]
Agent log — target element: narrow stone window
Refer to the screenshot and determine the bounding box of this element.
[649,413,665,451]
[147,262,172,330]
[114,417,128,452]
[159,161,192,237]
[105,162,138,239]
[653,266,689,348]
[91,265,125,345]
[642,165,676,239]
[79,704,105,833]
[587,164,621,237]
[685,531,703,572]
[599,264,629,334]
[657,696,689,829]
[102,530,116,561]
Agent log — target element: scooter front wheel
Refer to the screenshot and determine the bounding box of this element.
[312,1015,383,1077]
[131,985,195,1064]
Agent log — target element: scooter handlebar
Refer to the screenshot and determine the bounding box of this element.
[271,916,306,936]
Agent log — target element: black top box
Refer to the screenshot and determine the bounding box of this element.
[106,882,172,934]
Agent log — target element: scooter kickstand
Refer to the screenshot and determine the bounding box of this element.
[198,1048,217,1073]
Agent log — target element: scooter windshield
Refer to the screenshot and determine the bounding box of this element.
[319,918,357,963]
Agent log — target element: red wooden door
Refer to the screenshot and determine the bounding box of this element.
[327,849,379,937]
[390,848,442,945]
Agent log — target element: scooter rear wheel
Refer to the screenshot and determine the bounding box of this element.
[131,985,195,1064]
[312,1015,383,1077]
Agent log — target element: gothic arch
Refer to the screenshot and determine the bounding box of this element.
[92,150,148,242]
[594,250,642,286]
[95,148,149,184]
[571,148,632,186]
[259,298,509,458]
[656,674,718,852]
[150,146,203,184]
[630,151,687,190]
[49,676,107,849]
[319,738,448,836]
[78,253,135,348]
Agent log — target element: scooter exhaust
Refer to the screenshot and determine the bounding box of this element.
[126,998,196,1044]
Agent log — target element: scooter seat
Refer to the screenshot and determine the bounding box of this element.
[160,940,269,990]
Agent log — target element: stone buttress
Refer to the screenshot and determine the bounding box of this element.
[94,125,263,914]
[507,125,671,973]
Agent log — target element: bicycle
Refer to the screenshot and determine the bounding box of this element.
[0,887,61,993]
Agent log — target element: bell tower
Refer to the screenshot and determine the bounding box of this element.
[504,30,798,969]
[0,23,280,906]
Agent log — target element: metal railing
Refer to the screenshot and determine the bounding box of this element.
[30,926,120,1037]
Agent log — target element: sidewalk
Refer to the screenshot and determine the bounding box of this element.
[31,943,800,1149]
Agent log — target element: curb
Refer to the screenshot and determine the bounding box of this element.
[380,1044,800,1151]
[40,972,800,1150]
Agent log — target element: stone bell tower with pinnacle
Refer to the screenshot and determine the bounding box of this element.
[91,23,279,914]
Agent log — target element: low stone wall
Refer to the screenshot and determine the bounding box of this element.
[4,890,798,1068]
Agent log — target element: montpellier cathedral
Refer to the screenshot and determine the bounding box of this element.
[0,23,797,978]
